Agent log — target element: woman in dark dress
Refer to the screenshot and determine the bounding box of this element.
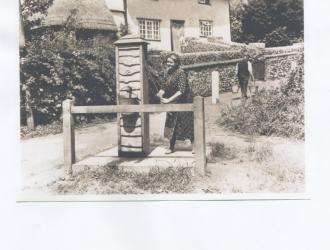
[156,54,194,154]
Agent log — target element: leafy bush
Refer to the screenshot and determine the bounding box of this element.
[265,27,291,47]
[229,0,245,43]
[20,31,116,124]
[21,121,62,139]
[21,0,54,34]
[230,17,244,43]
[218,55,304,139]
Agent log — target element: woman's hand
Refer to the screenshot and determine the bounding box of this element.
[160,98,171,104]
[156,90,165,99]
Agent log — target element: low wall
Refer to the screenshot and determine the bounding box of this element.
[184,61,238,96]
[263,44,304,80]
[264,52,302,80]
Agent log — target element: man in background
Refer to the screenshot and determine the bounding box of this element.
[236,52,255,99]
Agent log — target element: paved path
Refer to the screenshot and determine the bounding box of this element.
[21,122,117,192]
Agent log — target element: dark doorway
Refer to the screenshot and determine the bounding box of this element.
[253,61,266,80]
[170,20,185,52]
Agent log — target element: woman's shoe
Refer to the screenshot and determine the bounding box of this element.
[165,148,174,154]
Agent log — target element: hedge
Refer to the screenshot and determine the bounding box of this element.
[181,37,232,53]
[148,50,243,68]
[264,44,304,55]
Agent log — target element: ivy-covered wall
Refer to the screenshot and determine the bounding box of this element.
[186,64,237,97]
[264,53,302,80]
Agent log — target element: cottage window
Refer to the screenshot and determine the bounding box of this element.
[138,19,160,41]
[198,0,210,4]
[199,20,213,37]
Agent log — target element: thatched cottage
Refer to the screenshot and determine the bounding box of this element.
[42,0,118,43]
[43,0,231,51]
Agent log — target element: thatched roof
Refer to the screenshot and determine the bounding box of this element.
[43,0,117,31]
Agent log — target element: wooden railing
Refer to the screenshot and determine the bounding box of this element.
[63,96,206,176]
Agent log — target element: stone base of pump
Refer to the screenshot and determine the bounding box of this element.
[72,146,196,174]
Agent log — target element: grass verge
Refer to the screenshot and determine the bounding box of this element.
[49,166,193,195]
[218,60,304,139]
[21,116,115,139]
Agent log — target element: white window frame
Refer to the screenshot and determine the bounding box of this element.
[198,0,210,5]
[138,18,161,41]
[199,20,213,37]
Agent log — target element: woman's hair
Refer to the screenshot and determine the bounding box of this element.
[165,53,181,67]
[240,48,249,58]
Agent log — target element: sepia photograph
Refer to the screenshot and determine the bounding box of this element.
[18,0,305,200]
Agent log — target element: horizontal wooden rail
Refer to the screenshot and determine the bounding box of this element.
[71,103,194,114]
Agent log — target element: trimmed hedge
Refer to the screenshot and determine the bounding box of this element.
[148,50,242,68]
[147,44,265,70]
[264,44,304,55]
[181,37,232,53]
[180,50,242,65]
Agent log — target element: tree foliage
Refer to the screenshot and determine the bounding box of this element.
[241,0,271,42]
[264,27,291,47]
[230,0,304,46]
[21,0,54,33]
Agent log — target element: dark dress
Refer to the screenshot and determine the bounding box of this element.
[161,68,194,142]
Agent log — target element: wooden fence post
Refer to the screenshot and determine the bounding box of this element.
[63,99,75,175]
[193,96,206,176]
[212,71,220,104]
[25,88,35,130]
